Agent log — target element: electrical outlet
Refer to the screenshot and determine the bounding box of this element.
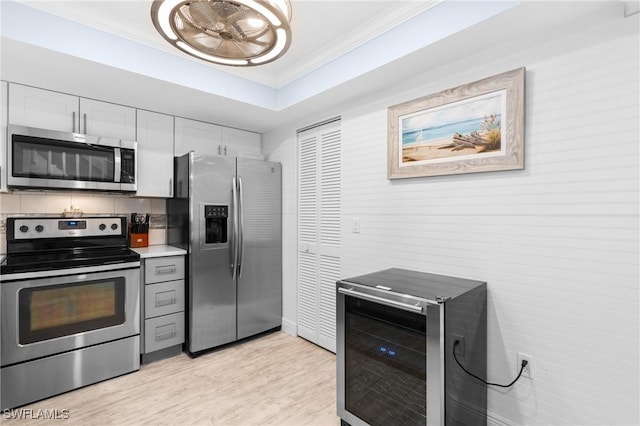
[517,352,535,379]
[453,334,465,357]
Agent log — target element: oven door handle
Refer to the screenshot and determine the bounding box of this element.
[338,287,425,314]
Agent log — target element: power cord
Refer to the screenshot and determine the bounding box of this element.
[453,339,528,388]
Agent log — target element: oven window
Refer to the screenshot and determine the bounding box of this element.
[18,278,126,344]
[345,296,427,425]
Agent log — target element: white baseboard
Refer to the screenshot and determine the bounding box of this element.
[281,318,297,336]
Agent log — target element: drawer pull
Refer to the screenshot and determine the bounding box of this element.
[155,290,177,308]
[155,265,177,275]
[156,297,176,307]
[156,328,176,341]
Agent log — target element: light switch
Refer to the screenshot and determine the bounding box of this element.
[352,217,360,233]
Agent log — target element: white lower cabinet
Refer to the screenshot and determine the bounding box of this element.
[144,312,185,354]
[141,255,186,363]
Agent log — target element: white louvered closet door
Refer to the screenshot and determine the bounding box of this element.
[297,120,341,353]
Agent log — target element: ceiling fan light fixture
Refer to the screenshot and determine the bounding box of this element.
[247,17,265,28]
[250,28,287,64]
[234,0,281,26]
[176,41,249,66]
[156,0,182,40]
[151,0,292,67]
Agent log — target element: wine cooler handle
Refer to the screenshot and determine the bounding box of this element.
[338,287,424,314]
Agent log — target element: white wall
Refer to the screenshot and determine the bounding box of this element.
[263,4,639,425]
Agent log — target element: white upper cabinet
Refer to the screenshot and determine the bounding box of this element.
[9,84,79,132]
[136,110,174,198]
[174,117,222,157]
[174,117,261,158]
[221,127,261,158]
[79,98,136,140]
[1,81,7,192]
[8,84,136,140]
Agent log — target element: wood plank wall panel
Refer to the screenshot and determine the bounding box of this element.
[264,5,638,425]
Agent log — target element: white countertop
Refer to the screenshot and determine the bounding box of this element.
[132,245,187,258]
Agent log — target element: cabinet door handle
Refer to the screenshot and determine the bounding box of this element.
[155,290,177,307]
[155,329,176,341]
[155,265,177,275]
[156,297,176,307]
[72,111,76,133]
[83,113,87,134]
[217,145,221,155]
[169,178,173,197]
[223,145,227,156]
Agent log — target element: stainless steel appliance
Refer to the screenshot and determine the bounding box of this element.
[167,152,282,354]
[7,124,137,192]
[337,269,487,426]
[0,216,141,409]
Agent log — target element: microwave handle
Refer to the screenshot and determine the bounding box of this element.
[114,147,122,183]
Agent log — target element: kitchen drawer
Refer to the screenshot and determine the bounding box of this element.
[145,280,185,319]
[145,256,184,284]
[144,313,185,353]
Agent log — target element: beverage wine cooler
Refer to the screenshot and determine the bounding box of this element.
[336,268,487,426]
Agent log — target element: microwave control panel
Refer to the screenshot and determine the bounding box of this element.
[120,149,136,183]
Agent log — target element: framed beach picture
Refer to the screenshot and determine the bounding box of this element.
[387,67,525,179]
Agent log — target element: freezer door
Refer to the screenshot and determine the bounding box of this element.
[188,153,237,353]
[236,158,282,340]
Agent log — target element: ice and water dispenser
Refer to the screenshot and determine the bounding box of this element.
[204,205,228,244]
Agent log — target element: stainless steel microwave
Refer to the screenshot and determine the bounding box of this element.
[7,125,137,192]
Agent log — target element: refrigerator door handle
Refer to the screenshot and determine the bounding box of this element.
[238,176,245,279]
[231,176,239,280]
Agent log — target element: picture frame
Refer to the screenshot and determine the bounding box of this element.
[387,67,525,179]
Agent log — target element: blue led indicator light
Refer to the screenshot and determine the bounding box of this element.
[379,346,387,353]
[389,350,396,356]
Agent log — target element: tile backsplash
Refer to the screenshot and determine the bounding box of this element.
[0,192,168,254]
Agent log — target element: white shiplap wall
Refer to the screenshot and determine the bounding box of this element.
[263,4,639,425]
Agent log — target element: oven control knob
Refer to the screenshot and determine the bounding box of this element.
[19,225,29,233]
[111,223,118,230]
[35,225,44,233]
[99,224,106,231]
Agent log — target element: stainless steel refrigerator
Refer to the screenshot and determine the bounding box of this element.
[167,152,282,354]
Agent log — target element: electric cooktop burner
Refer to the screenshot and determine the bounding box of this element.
[1,247,140,275]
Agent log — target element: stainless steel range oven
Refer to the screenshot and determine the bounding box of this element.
[1,216,141,410]
[337,269,487,426]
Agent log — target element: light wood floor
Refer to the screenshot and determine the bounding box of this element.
[3,332,340,425]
